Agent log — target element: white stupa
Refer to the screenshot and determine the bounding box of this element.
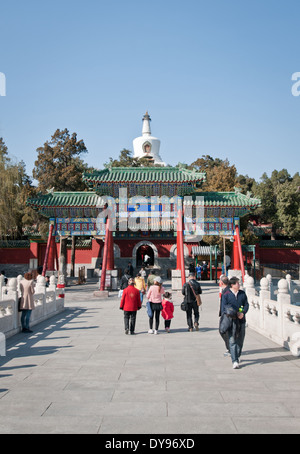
[133,112,166,166]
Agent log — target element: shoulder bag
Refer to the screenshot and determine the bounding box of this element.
[188,281,202,306]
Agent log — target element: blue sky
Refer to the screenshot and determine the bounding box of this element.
[0,0,300,182]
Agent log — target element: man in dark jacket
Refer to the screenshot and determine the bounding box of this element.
[182,273,202,331]
[219,275,230,355]
[120,268,131,290]
[221,276,249,369]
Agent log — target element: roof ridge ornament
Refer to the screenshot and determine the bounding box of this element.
[234,186,242,194]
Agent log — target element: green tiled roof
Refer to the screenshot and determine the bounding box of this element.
[83,167,206,184]
[26,192,102,209]
[193,191,261,208]
[27,190,260,211]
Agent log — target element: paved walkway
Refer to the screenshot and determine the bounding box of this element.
[0,280,300,434]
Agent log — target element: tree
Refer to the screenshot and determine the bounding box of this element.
[105,149,159,168]
[0,138,32,239]
[21,183,49,240]
[0,137,9,164]
[276,173,300,238]
[190,155,237,191]
[32,129,92,271]
[252,169,300,239]
[33,128,89,192]
[235,174,256,194]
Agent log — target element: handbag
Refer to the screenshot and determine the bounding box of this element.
[18,296,23,312]
[181,302,188,311]
[118,289,123,298]
[188,281,202,306]
[146,301,153,318]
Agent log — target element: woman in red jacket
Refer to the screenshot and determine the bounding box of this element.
[161,292,174,333]
[120,278,142,335]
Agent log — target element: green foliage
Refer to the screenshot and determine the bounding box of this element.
[105,149,161,168]
[33,128,89,192]
[190,155,237,191]
[0,138,32,238]
[252,169,300,239]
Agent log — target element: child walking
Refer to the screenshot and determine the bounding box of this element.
[161,291,174,333]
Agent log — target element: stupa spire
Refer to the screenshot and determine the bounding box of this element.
[142,111,151,136]
[133,111,166,166]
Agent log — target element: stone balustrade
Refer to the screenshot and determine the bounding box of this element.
[0,275,65,349]
[244,274,300,357]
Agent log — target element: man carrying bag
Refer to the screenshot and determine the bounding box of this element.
[220,277,249,369]
[182,273,202,332]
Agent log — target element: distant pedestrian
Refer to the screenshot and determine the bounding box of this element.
[182,273,202,331]
[220,277,249,369]
[146,270,156,289]
[127,262,134,277]
[218,275,230,355]
[119,268,131,297]
[202,262,208,280]
[147,276,165,334]
[143,253,150,267]
[161,291,174,333]
[120,278,141,335]
[196,264,202,280]
[134,273,146,304]
[140,267,147,279]
[19,272,35,333]
[189,262,195,274]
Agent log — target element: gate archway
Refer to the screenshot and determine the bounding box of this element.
[132,241,158,268]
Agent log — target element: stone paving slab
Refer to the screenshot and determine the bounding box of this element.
[0,280,300,434]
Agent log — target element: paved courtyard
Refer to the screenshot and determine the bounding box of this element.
[0,279,300,434]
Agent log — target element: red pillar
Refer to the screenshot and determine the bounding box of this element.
[42,223,54,276]
[106,227,114,271]
[47,235,56,271]
[235,224,245,282]
[99,218,111,291]
[177,209,186,286]
[231,233,240,270]
[176,228,180,270]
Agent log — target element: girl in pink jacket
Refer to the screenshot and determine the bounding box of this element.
[161,292,174,333]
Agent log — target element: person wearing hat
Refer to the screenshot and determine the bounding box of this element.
[146,269,156,289]
[182,272,202,332]
[146,276,165,334]
[120,278,142,335]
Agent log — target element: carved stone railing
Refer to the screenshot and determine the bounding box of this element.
[0,275,65,353]
[244,275,300,356]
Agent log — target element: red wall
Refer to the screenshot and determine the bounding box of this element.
[256,246,300,264]
[1,242,299,267]
[0,248,30,264]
